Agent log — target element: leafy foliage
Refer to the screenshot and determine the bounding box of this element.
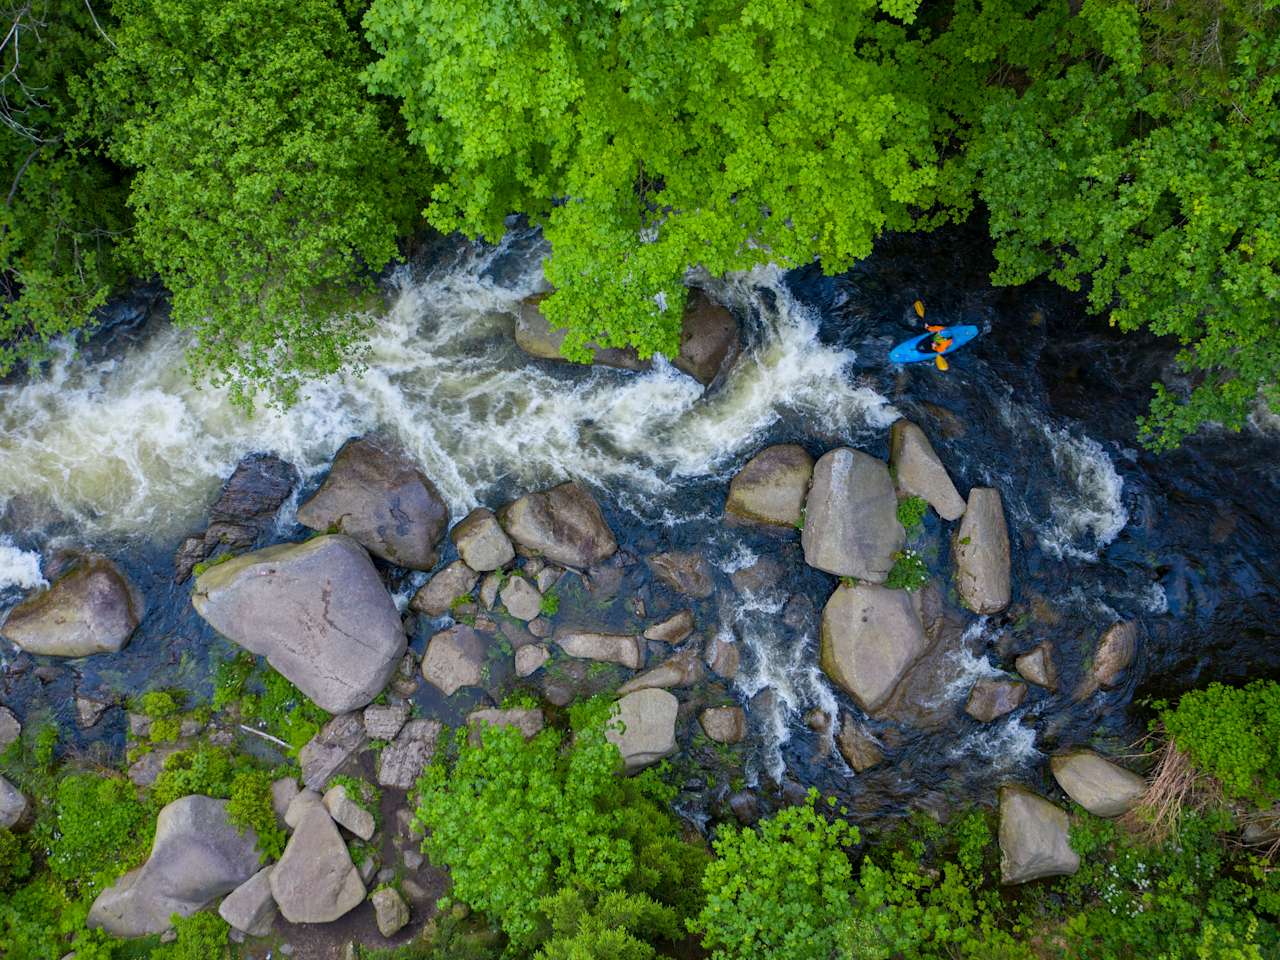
[895,496,928,533]
[214,652,329,755]
[884,549,929,591]
[44,773,152,897]
[150,911,231,960]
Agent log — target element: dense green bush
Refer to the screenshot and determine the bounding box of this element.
[884,550,929,591]
[44,773,153,897]
[214,652,329,755]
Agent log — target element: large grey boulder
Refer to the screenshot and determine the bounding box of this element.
[674,290,740,385]
[802,449,904,581]
[295,436,449,570]
[1076,622,1137,699]
[409,561,479,617]
[725,444,814,528]
[515,294,648,370]
[1,556,142,657]
[998,786,1080,884]
[364,702,409,741]
[270,803,365,923]
[192,536,406,713]
[889,420,966,521]
[606,689,678,773]
[88,796,261,937]
[1015,641,1058,690]
[377,719,442,790]
[646,551,715,599]
[1050,750,1147,818]
[554,629,644,669]
[421,625,488,696]
[965,680,1027,722]
[618,644,705,694]
[0,775,27,829]
[218,866,277,937]
[299,713,368,791]
[953,488,1011,615]
[819,583,927,712]
[451,508,515,572]
[499,482,618,569]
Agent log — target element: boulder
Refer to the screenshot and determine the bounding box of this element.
[646,551,715,599]
[730,556,786,595]
[218,866,277,937]
[270,803,365,924]
[953,488,1011,615]
[409,561,479,617]
[998,786,1079,884]
[704,634,741,679]
[819,583,927,712]
[479,571,502,609]
[75,696,110,729]
[270,778,300,823]
[699,706,746,744]
[965,680,1028,722]
[1050,750,1147,818]
[515,294,647,370]
[606,689,678,773]
[174,453,299,582]
[835,718,883,772]
[324,784,376,841]
[501,575,543,621]
[0,706,21,752]
[192,536,405,713]
[534,565,564,594]
[1,556,142,657]
[889,420,966,521]
[499,482,618,569]
[618,644,705,694]
[644,610,694,644]
[515,643,551,677]
[371,886,410,938]
[467,707,545,745]
[285,790,324,829]
[0,775,27,829]
[801,449,904,581]
[88,796,261,937]
[451,508,515,572]
[295,436,449,570]
[554,629,645,669]
[1015,642,1058,690]
[299,713,369,791]
[725,444,814,528]
[1076,622,1138,698]
[376,719,442,790]
[674,290,740,385]
[421,626,488,696]
[363,702,409,741]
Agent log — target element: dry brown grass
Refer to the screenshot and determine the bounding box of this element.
[1124,733,1223,844]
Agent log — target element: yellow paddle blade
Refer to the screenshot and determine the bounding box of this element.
[913,299,925,318]
[934,354,949,371]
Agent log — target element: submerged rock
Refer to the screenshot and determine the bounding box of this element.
[421,626,488,696]
[607,689,678,773]
[218,866,277,938]
[998,786,1079,884]
[646,550,715,598]
[1,555,143,657]
[410,561,479,618]
[644,610,694,644]
[88,796,261,937]
[192,535,406,714]
[674,290,740,385]
[819,583,928,712]
[554,628,645,669]
[965,680,1027,722]
[618,644,705,694]
[499,482,618,569]
[889,420,966,521]
[802,448,904,582]
[1015,641,1058,690]
[835,717,883,772]
[515,294,648,370]
[1050,750,1147,818]
[270,803,366,924]
[75,695,111,729]
[451,507,515,572]
[724,445,814,528]
[1076,622,1138,698]
[699,706,746,744]
[953,488,1011,615]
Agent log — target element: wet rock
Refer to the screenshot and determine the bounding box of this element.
[554,628,644,669]
[324,784,376,841]
[965,680,1028,723]
[515,643,551,677]
[1050,750,1147,818]
[1076,622,1138,698]
[479,571,502,610]
[618,644,705,694]
[364,702,409,741]
[74,695,110,729]
[699,706,746,744]
[192,536,406,714]
[410,561,479,617]
[836,717,883,772]
[271,777,300,823]
[953,488,1011,615]
[782,594,817,634]
[819,583,927,712]
[646,551,715,599]
[889,420,966,521]
[499,482,618,570]
[128,743,185,788]
[805,709,833,735]
[296,436,449,570]
[173,453,299,582]
[451,508,515,572]
[422,625,488,696]
[218,866,277,937]
[725,444,813,528]
[729,791,760,825]
[467,707,545,746]
[1015,641,1058,690]
[285,790,323,829]
[270,803,366,923]
[1,555,142,657]
[998,785,1079,884]
[704,634,740,679]
[377,719,442,790]
[802,449,904,582]
[515,294,647,370]
[0,706,19,752]
[372,886,411,938]
[528,616,552,638]
[606,689,678,773]
[88,796,261,937]
[298,712,368,790]
[730,556,785,595]
[535,565,564,594]
[0,775,28,829]
[644,610,694,644]
[500,575,543,621]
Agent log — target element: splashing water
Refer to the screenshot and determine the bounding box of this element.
[0,537,45,593]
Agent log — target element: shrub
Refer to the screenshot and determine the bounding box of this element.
[0,829,32,891]
[884,550,929,591]
[45,774,153,897]
[896,496,928,533]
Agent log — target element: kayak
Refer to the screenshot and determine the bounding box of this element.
[888,325,980,364]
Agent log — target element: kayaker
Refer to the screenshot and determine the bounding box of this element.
[914,300,951,369]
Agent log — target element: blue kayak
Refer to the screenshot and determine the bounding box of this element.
[888,325,980,364]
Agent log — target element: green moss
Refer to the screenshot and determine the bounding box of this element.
[539,589,561,617]
[884,550,929,591]
[190,551,233,579]
[896,495,929,532]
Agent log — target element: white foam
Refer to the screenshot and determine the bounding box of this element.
[0,537,45,592]
[948,717,1040,770]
